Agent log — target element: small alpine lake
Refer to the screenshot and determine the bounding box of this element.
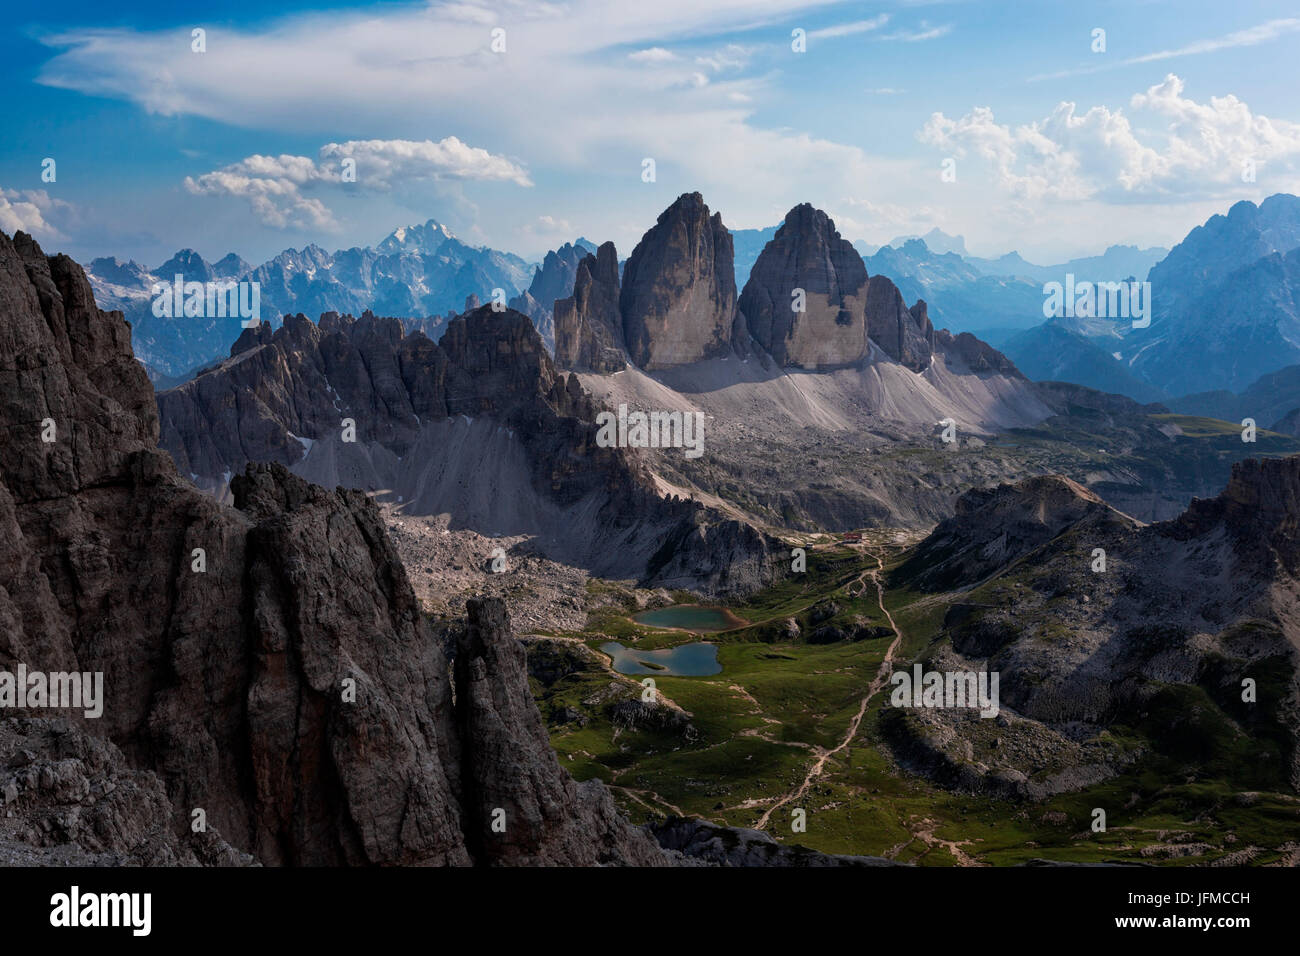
[599,641,722,676]
[630,604,746,632]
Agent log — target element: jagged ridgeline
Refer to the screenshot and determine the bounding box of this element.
[0,229,681,865]
[156,304,781,597]
[555,193,1020,376]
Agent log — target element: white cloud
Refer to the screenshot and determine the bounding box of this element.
[0,189,73,239]
[320,138,532,188]
[1030,17,1300,82]
[47,3,1075,265]
[1130,17,1300,64]
[184,137,531,228]
[882,22,951,42]
[808,15,889,40]
[629,47,677,63]
[919,74,1300,204]
[695,43,756,72]
[33,0,907,251]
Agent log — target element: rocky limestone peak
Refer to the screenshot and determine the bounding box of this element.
[865,274,935,372]
[554,241,626,372]
[738,203,870,369]
[87,256,151,286]
[156,291,782,596]
[440,305,557,418]
[0,227,668,866]
[620,192,737,369]
[453,599,668,865]
[528,243,588,312]
[1163,455,1300,573]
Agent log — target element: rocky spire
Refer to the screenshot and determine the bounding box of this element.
[738,203,869,369]
[864,275,935,372]
[509,241,590,350]
[553,241,626,372]
[620,192,737,369]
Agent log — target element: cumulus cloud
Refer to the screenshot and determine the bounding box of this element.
[184,137,531,228]
[918,74,1300,204]
[319,138,532,188]
[0,189,73,238]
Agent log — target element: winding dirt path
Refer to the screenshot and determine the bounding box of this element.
[755,549,903,830]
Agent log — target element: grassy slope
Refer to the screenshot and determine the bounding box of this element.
[533,431,1300,864]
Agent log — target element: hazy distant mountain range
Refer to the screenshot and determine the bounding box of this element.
[1122,194,1300,397]
[871,197,1300,407]
[87,219,538,378]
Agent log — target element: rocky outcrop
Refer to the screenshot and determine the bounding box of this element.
[893,476,1136,592]
[453,600,665,865]
[650,817,900,866]
[1162,455,1300,573]
[553,242,626,372]
[620,193,737,369]
[160,310,446,479]
[739,203,870,369]
[866,276,935,371]
[933,329,1023,376]
[509,241,590,351]
[0,228,669,866]
[0,718,252,866]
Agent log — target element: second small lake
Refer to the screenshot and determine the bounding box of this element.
[631,605,744,632]
[600,641,722,676]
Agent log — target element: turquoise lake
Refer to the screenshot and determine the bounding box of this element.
[599,641,722,676]
[630,605,742,632]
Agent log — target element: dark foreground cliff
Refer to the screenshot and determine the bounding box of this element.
[0,229,667,866]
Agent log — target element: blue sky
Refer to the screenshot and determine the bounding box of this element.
[3,0,1299,266]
